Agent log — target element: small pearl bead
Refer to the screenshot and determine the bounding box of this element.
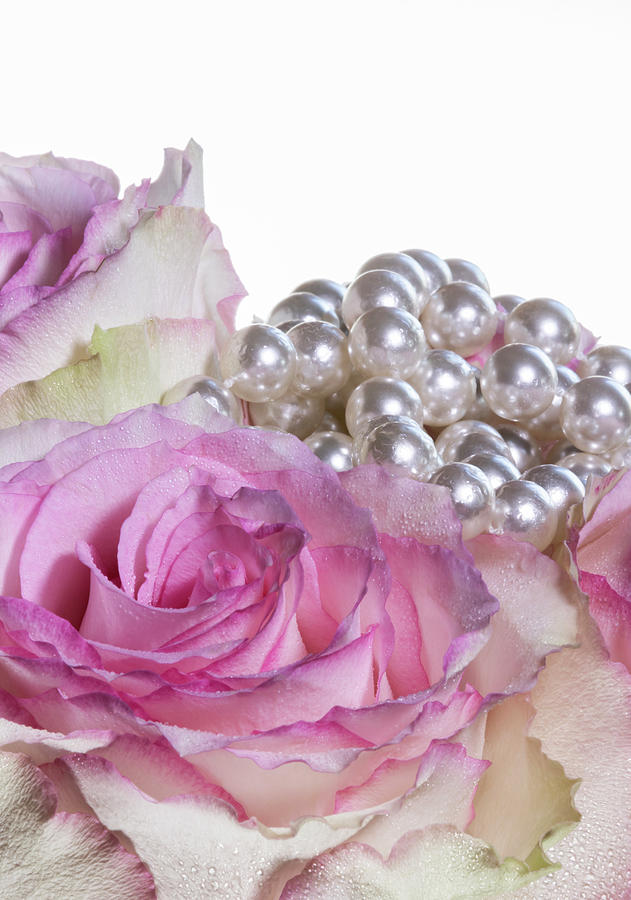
[445,257,490,292]
[220,324,297,402]
[287,321,351,397]
[525,364,580,442]
[292,279,345,317]
[434,420,503,459]
[561,451,612,485]
[304,431,354,471]
[345,376,423,436]
[463,452,521,491]
[348,306,427,379]
[407,349,477,426]
[430,462,494,539]
[580,344,631,385]
[494,294,525,315]
[269,292,339,328]
[248,391,325,439]
[560,375,631,453]
[161,376,243,423]
[356,251,429,310]
[318,411,347,433]
[421,282,498,357]
[497,424,541,471]
[442,430,512,464]
[504,298,580,364]
[493,480,558,550]
[523,463,585,540]
[341,269,420,328]
[401,249,451,294]
[481,343,558,421]
[356,418,438,480]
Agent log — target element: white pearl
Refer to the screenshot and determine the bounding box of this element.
[429,462,494,539]
[318,411,347,433]
[292,279,345,317]
[561,451,612,485]
[341,269,420,328]
[356,418,438,480]
[560,375,631,453]
[269,292,340,328]
[287,321,351,397]
[421,282,498,356]
[445,257,490,292]
[345,376,423,436]
[463,452,521,491]
[248,391,325,439]
[357,251,429,310]
[161,375,243,423]
[304,431,354,471]
[481,343,558,421]
[493,480,558,550]
[545,440,579,463]
[401,249,451,294]
[497,424,541,471]
[220,323,297,402]
[442,430,512,464]
[407,349,477,426]
[525,364,580,441]
[523,464,585,540]
[348,306,427,379]
[434,419,503,459]
[580,344,631,385]
[504,298,580,364]
[494,294,525,315]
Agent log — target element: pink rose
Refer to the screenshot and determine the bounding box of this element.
[0,398,581,897]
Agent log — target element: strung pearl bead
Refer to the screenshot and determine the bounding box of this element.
[269,292,340,328]
[292,279,345,317]
[304,431,354,471]
[523,463,585,540]
[445,257,490,292]
[525,364,580,442]
[220,324,297,402]
[421,282,498,357]
[161,375,243,423]
[356,252,429,310]
[560,375,631,454]
[287,321,351,397]
[493,480,558,550]
[348,306,427,379]
[545,440,579,463]
[318,411,347,433]
[561,451,612,486]
[356,417,438,480]
[430,462,494,539]
[442,430,512,464]
[345,376,423,437]
[463,452,521,491]
[580,344,631,385]
[494,294,525,315]
[248,391,325,439]
[434,420,503,460]
[401,249,451,294]
[341,269,420,328]
[497,425,541,472]
[481,343,557,421]
[407,349,477,427]
[504,298,580,364]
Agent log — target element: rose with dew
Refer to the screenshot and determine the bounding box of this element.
[0,393,593,899]
[0,142,245,426]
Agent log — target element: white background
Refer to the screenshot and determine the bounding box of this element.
[2,0,630,342]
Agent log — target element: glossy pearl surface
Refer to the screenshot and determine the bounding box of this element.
[445,257,490,292]
[525,365,580,441]
[504,298,580,364]
[523,464,585,539]
[430,462,494,539]
[248,391,325,439]
[497,425,541,471]
[581,345,631,385]
[348,306,427,379]
[560,375,631,453]
[161,376,243,423]
[356,251,428,309]
[434,420,503,459]
[345,377,423,436]
[463,452,521,491]
[561,451,612,485]
[341,269,420,328]
[494,294,525,315]
[481,343,558,420]
[287,321,351,396]
[421,282,498,357]
[220,324,297,402]
[408,349,477,426]
[442,430,511,464]
[356,418,438,480]
[304,431,354,471]
[292,279,345,316]
[401,249,451,294]
[493,480,558,550]
[269,292,339,328]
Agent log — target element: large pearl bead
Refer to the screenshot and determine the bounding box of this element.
[463,452,521,490]
[503,298,580,364]
[525,364,580,441]
[493,480,558,550]
[348,306,427,379]
[580,344,631,385]
[292,279,345,317]
[341,269,419,328]
[421,282,498,357]
[287,321,351,396]
[445,257,490,292]
[407,349,477,427]
[523,463,585,539]
[560,375,631,453]
[161,375,243,423]
[401,249,451,294]
[345,376,423,436]
[494,294,525,315]
[561,451,612,485]
[356,252,429,310]
[304,431,354,471]
[220,323,297,402]
[481,343,558,421]
[434,419,503,459]
[430,462,494,539]
[269,292,339,328]
[248,391,325,439]
[356,418,438,480]
[497,424,541,471]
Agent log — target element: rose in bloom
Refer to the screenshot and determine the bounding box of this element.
[0,396,597,897]
[0,143,245,425]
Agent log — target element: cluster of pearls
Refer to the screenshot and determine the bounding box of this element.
[162,249,631,551]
